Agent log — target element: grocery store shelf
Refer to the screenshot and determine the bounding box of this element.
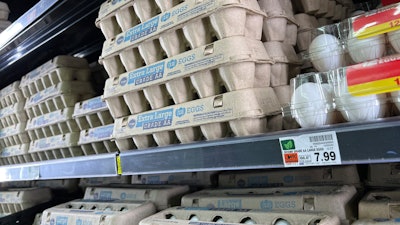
[119,117,400,175]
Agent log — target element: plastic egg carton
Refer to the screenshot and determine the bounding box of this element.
[100,0,265,78]
[73,96,114,130]
[0,2,9,20]
[359,190,400,219]
[96,0,184,40]
[0,122,30,148]
[131,171,218,186]
[139,206,340,225]
[103,36,273,119]
[40,200,156,225]
[366,163,400,187]
[0,81,25,108]
[84,185,189,210]
[24,81,95,119]
[218,165,360,188]
[78,124,119,154]
[28,132,83,162]
[26,107,80,141]
[19,55,89,98]
[113,87,281,149]
[0,100,28,128]
[79,176,132,188]
[0,143,32,165]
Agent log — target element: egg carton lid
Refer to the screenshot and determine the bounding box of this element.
[26,107,75,131]
[0,81,21,99]
[0,100,26,120]
[28,132,80,153]
[0,187,51,204]
[95,0,133,26]
[78,123,114,145]
[263,41,301,64]
[0,122,27,139]
[73,96,109,118]
[1,143,29,158]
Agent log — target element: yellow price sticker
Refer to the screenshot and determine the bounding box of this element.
[116,155,122,175]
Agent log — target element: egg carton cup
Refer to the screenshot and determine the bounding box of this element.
[0,144,32,165]
[100,0,266,77]
[41,200,156,225]
[28,132,84,162]
[366,163,400,187]
[131,171,217,186]
[84,185,189,210]
[73,96,114,130]
[139,206,340,225]
[103,36,273,119]
[181,185,357,223]
[0,2,9,20]
[0,122,30,148]
[0,81,25,108]
[269,85,299,131]
[78,124,119,154]
[113,87,281,148]
[0,100,28,128]
[359,190,400,219]
[26,107,80,141]
[79,176,132,188]
[295,13,319,52]
[24,81,95,119]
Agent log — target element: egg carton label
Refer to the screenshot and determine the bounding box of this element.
[27,108,73,130]
[73,96,108,117]
[97,0,131,20]
[1,144,29,157]
[0,103,21,118]
[0,123,25,138]
[79,124,114,144]
[30,133,79,152]
[113,88,280,139]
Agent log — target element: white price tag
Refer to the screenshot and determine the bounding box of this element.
[279,131,341,167]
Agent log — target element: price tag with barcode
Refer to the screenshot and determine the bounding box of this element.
[279,131,341,167]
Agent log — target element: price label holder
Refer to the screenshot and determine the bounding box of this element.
[352,3,400,39]
[346,54,400,96]
[279,131,341,167]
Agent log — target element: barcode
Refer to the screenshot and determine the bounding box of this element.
[309,134,333,142]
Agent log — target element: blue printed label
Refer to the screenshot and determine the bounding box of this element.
[82,97,106,111]
[56,216,68,225]
[128,62,164,85]
[217,200,242,209]
[124,16,159,43]
[33,110,61,127]
[99,191,112,200]
[0,105,13,118]
[247,176,269,187]
[136,108,173,130]
[89,125,113,140]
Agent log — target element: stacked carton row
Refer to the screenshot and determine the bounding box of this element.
[0,2,11,33]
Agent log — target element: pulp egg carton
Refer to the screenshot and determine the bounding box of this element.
[283,72,341,128]
[100,0,266,78]
[268,85,299,131]
[79,176,132,188]
[359,190,400,219]
[0,181,35,189]
[0,188,52,217]
[258,0,298,44]
[33,179,79,193]
[33,213,42,225]
[113,87,281,149]
[73,96,114,130]
[353,219,400,225]
[218,165,360,188]
[0,100,28,128]
[19,55,90,98]
[0,81,25,108]
[78,124,119,154]
[24,81,95,119]
[28,132,84,162]
[139,206,340,225]
[366,163,400,187]
[84,185,189,210]
[181,185,357,223]
[131,171,218,186]
[103,36,273,119]
[0,122,30,148]
[96,0,183,40]
[25,107,80,141]
[295,13,319,52]
[0,2,9,20]
[0,143,32,165]
[40,200,156,225]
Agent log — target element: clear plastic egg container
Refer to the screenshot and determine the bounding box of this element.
[103,36,273,119]
[25,107,80,141]
[78,124,119,154]
[0,2,10,20]
[0,100,28,128]
[359,190,400,219]
[0,81,25,108]
[100,0,265,78]
[96,0,184,40]
[73,96,114,130]
[140,206,340,225]
[24,81,95,119]
[28,132,84,162]
[0,122,30,148]
[0,143,31,165]
[112,87,281,149]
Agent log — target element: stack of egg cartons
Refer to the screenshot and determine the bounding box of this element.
[0,2,10,33]
[0,81,30,165]
[97,0,282,149]
[20,55,95,162]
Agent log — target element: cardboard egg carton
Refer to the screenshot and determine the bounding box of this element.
[78,124,119,154]
[139,206,340,225]
[41,200,156,225]
[33,213,42,225]
[33,179,79,193]
[367,163,400,187]
[0,143,32,165]
[292,0,351,20]
[73,96,114,130]
[113,87,281,149]
[268,85,300,131]
[131,171,218,186]
[84,185,189,210]
[28,132,84,162]
[0,81,25,108]
[100,0,266,78]
[103,36,273,119]
[359,190,400,219]
[79,176,132,188]
[218,165,360,188]
[0,2,9,20]
[0,100,28,128]
[0,122,30,148]
[0,188,51,216]
[20,55,90,98]
[24,81,95,119]
[26,107,80,141]
[353,219,400,225]
[181,185,357,223]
